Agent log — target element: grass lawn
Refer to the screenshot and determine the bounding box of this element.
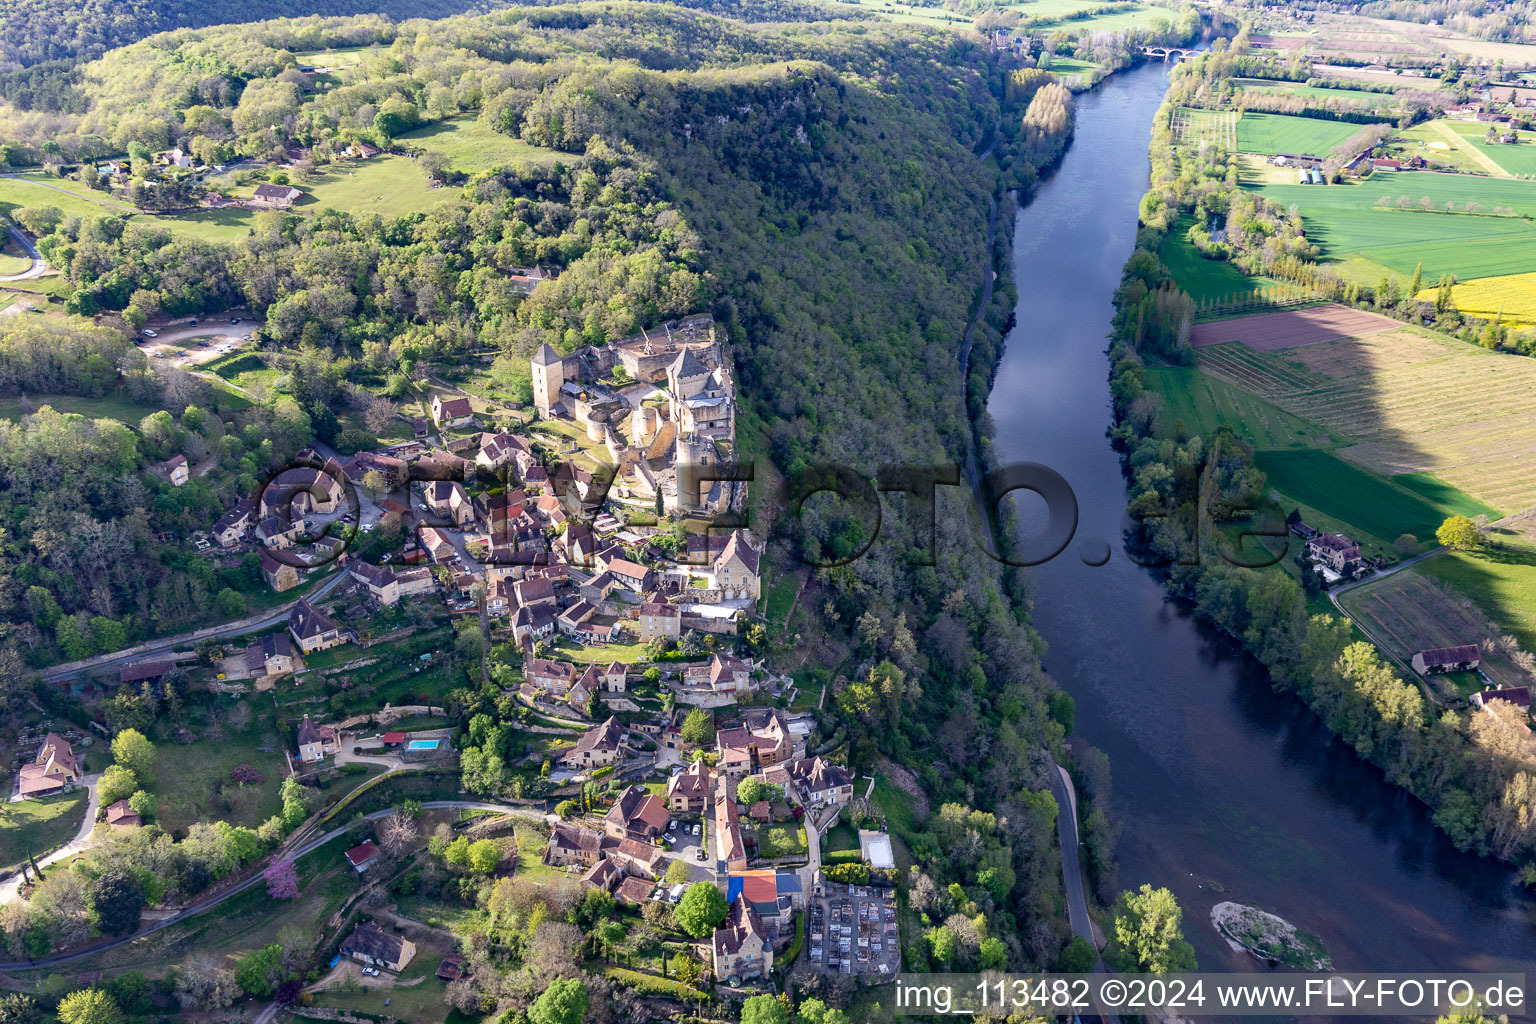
[152,711,290,833]
[204,351,283,392]
[1419,534,1536,653]
[139,206,259,245]
[0,231,31,275]
[295,45,377,67]
[546,634,650,664]
[397,117,567,174]
[0,174,130,221]
[0,791,86,868]
[1232,78,1400,108]
[299,157,460,219]
[824,822,860,854]
[1235,111,1368,158]
[0,391,159,426]
[1249,173,1536,281]
[1254,450,1450,544]
[1159,214,1273,302]
[754,823,807,858]
[310,950,452,1023]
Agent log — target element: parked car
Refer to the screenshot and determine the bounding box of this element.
[362,966,379,977]
[142,329,158,338]
[189,320,198,326]
[231,317,241,324]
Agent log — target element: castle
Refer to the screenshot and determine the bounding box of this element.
[531,314,735,514]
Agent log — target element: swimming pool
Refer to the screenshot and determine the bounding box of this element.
[405,738,440,751]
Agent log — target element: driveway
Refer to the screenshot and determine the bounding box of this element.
[0,226,46,282]
[0,774,102,905]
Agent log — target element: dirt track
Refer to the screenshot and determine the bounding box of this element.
[1190,304,1401,350]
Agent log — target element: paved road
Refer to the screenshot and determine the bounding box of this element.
[1050,763,1100,957]
[0,225,46,282]
[0,799,542,970]
[40,569,350,682]
[0,775,102,905]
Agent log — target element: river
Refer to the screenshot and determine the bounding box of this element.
[987,61,1536,978]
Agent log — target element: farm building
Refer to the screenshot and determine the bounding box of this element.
[1469,686,1530,714]
[1410,645,1481,675]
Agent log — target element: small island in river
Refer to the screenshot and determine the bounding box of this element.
[1211,902,1333,970]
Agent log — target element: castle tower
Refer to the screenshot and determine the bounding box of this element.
[672,432,716,514]
[531,343,565,418]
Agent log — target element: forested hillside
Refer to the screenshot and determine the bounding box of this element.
[0,0,499,73]
[0,0,1100,986]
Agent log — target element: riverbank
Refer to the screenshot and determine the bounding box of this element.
[986,58,1536,974]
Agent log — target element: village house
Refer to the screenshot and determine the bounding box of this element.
[714,773,747,869]
[418,527,457,564]
[18,733,80,798]
[424,480,474,527]
[716,709,799,778]
[339,921,416,973]
[601,556,652,594]
[120,659,177,687]
[345,452,408,490]
[601,661,627,692]
[638,601,681,641]
[431,394,476,429]
[395,566,437,597]
[350,560,400,606]
[213,500,255,547]
[1470,686,1532,715]
[564,717,626,769]
[508,265,554,293]
[1308,532,1362,575]
[775,756,854,809]
[1411,645,1482,675]
[288,599,347,653]
[713,894,771,982]
[245,633,297,681]
[515,577,558,609]
[260,549,300,592]
[667,759,713,813]
[604,785,670,841]
[712,530,761,600]
[544,823,607,868]
[557,599,597,636]
[251,183,304,209]
[476,431,531,473]
[295,715,338,763]
[526,657,577,694]
[512,604,558,644]
[105,798,142,829]
[162,455,190,487]
[264,464,346,516]
[582,858,624,894]
[345,840,380,873]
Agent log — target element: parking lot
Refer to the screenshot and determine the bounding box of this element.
[809,883,899,977]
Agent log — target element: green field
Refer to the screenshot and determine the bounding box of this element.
[0,791,86,868]
[1159,215,1272,301]
[1232,78,1399,108]
[1418,532,1536,653]
[295,45,377,68]
[1254,450,1451,542]
[0,391,159,425]
[1235,112,1370,158]
[397,118,566,174]
[1144,365,1327,449]
[0,174,130,220]
[1390,472,1501,521]
[1250,173,1536,281]
[205,351,282,392]
[300,156,460,219]
[153,717,290,833]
